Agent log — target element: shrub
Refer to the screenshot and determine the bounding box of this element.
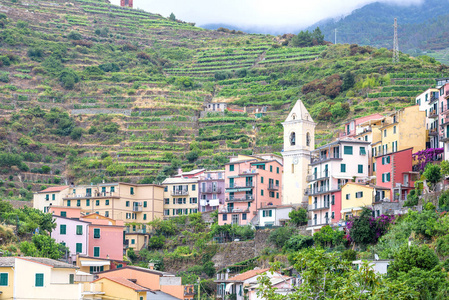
[313,225,346,248]
[0,72,9,83]
[67,31,82,40]
[70,127,84,140]
[288,208,307,226]
[41,165,51,174]
[268,226,296,248]
[148,235,165,249]
[59,68,79,89]
[283,234,314,252]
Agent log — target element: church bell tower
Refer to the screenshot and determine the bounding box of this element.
[281,99,316,205]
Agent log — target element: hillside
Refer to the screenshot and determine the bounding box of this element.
[310,0,449,62]
[0,0,449,200]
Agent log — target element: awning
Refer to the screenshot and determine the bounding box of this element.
[341,208,352,213]
[225,188,252,193]
[80,260,110,267]
[225,283,234,293]
[332,175,354,179]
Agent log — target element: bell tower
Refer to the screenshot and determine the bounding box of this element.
[282,99,316,205]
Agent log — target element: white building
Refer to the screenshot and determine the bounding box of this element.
[257,205,297,227]
[33,186,70,212]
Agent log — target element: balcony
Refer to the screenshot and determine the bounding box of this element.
[429,128,439,136]
[225,195,254,202]
[428,109,438,119]
[219,208,250,213]
[307,184,342,196]
[171,190,189,196]
[200,199,220,207]
[125,228,147,234]
[133,206,142,212]
[307,171,329,182]
[63,192,118,200]
[225,183,254,190]
[308,203,330,211]
[204,187,222,194]
[239,169,258,175]
[310,155,342,166]
[430,95,438,103]
[307,218,329,227]
[267,184,279,191]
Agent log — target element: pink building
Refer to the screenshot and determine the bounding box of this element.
[340,114,384,138]
[173,168,205,179]
[375,148,417,202]
[50,207,124,262]
[218,156,283,226]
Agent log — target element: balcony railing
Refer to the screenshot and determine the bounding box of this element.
[310,155,341,165]
[226,195,254,202]
[133,206,142,212]
[219,208,250,213]
[171,190,189,196]
[429,128,439,136]
[307,218,329,227]
[63,192,118,200]
[307,172,329,182]
[307,184,342,196]
[308,203,330,211]
[226,183,254,189]
[428,109,438,118]
[267,184,279,191]
[204,187,222,194]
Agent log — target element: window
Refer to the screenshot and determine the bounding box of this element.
[105,200,109,206]
[105,211,109,217]
[393,126,397,134]
[143,214,147,220]
[126,201,130,207]
[69,274,74,284]
[346,194,350,200]
[262,210,272,217]
[89,266,104,274]
[358,165,363,173]
[192,184,196,191]
[52,194,55,201]
[94,228,100,239]
[45,194,49,201]
[143,201,147,208]
[270,165,273,172]
[35,273,44,287]
[269,191,275,198]
[331,212,335,219]
[77,200,81,207]
[223,214,227,221]
[276,192,279,199]
[290,132,296,146]
[130,187,135,195]
[76,243,82,253]
[382,156,391,165]
[292,164,294,174]
[331,195,335,205]
[0,273,8,286]
[356,192,363,198]
[67,200,71,207]
[276,167,279,174]
[164,186,168,192]
[76,225,83,235]
[384,130,387,137]
[229,165,234,172]
[86,199,90,206]
[373,162,376,172]
[341,164,346,173]
[164,209,170,216]
[360,147,366,155]
[261,190,264,196]
[96,200,100,206]
[131,239,135,245]
[382,173,391,182]
[164,198,169,204]
[93,247,100,257]
[306,132,311,146]
[343,146,353,155]
[110,186,115,193]
[60,224,66,235]
[60,211,67,217]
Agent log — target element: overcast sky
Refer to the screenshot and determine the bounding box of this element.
[110,0,424,30]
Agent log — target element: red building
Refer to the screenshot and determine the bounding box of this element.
[120,0,133,8]
[375,148,418,202]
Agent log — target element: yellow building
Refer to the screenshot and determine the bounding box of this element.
[0,257,80,300]
[374,105,427,158]
[162,177,199,218]
[33,185,70,212]
[54,182,165,224]
[92,276,149,300]
[340,183,375,220]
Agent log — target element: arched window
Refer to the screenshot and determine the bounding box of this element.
[306,132,311,146]
[292,113,297,120]
[290,132,296,146]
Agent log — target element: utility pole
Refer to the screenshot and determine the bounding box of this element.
[197,277,201,300]
[334,28,337,44]
[393,18,399,63]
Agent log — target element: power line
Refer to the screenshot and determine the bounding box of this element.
[393,18,399,63]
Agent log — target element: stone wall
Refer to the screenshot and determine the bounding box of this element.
[71,108,132,115]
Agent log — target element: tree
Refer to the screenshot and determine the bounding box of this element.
[283,234,314,252]
[290,31,313,47]
[268,226,296,248]
[312,27,324,44]
[20,234,67,259]
[169,12,176,21]
[404,189,419,207]
[342,71,355,91]
[423,163,442,191]
[288,208,307,226]
[312,225,345,248]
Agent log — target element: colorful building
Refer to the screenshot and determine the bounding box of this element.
[340,113,384,138]
[50,207,124,262]
[33,185,69,212]
[218,154,283,226]
[92,276,148,300]
[76,255,127,275]
[96,265,194,299]
[35,183,165,225]
[162,176,199,218]
[0,257,80,300]
[306,138,370,232]
[282,100,316,205]
[416,87,439,148]
[198,170,225,212]
[256,204,297,227]
[375,148,418,202]
[340,182,376,220]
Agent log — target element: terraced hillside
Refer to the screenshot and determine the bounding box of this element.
[0,0,448,200]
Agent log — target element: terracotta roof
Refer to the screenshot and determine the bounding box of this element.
[38,186,69,193]
[95,276,149,292]
[228,268,270,282]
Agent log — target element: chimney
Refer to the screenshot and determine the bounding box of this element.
[148,263,155,270]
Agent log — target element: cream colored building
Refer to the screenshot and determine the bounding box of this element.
[282,100,316,205]
[34,183,165,224]
[162,177,199,218]
[340,182,376,220]
[0,257,81,300]
[33,185,70,212]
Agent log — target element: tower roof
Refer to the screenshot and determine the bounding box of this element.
[284,99,314,123]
